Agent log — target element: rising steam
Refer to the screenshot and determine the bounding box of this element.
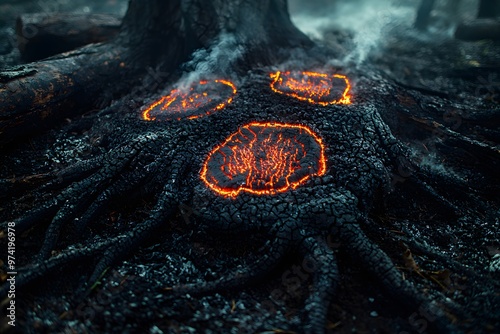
[288,0,415,66]
[179,33,243,90]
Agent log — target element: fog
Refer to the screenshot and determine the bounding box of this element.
[288,0,480,66]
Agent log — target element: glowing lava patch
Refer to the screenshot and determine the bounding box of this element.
[201,122,327,198]
[270,71,351,105]
[142,79,237,121]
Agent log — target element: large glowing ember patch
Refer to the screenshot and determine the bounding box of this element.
[270,71,351,105]
[142,79,237,121]
[201,122,327,198]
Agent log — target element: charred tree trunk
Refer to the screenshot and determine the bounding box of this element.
[0,0,311,147]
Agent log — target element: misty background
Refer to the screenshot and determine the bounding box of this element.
[0,0,490,69]
[288,0,480,65]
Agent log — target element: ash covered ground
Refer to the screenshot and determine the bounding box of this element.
[1,0,499,333]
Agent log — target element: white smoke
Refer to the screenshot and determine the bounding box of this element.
[178,33,244,91]
[289,0,415,67]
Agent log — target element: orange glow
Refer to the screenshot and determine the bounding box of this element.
[270,71,351,105]
[142,79,237,121]
[201,122,327,198]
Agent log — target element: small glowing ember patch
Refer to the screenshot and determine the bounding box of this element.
[201,122,327,198]
[142,79,237,121]
[270,71,351,105]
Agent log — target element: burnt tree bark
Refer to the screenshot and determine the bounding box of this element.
[0,0,311,147]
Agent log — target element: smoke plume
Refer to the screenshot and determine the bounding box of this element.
[178,33,244,91]
[288,0,416,67]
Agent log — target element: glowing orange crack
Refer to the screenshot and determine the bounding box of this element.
[142,79,237,121]
[201,122,327,198]
[270,71,351,105]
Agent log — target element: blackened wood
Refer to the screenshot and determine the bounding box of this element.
[0,43,134,147]
[477,0,499,18]
[119,0,311,65]
[16,13,121,62]
[0,1,184,147]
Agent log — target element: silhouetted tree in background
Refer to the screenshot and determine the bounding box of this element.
[477,0,499,17]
